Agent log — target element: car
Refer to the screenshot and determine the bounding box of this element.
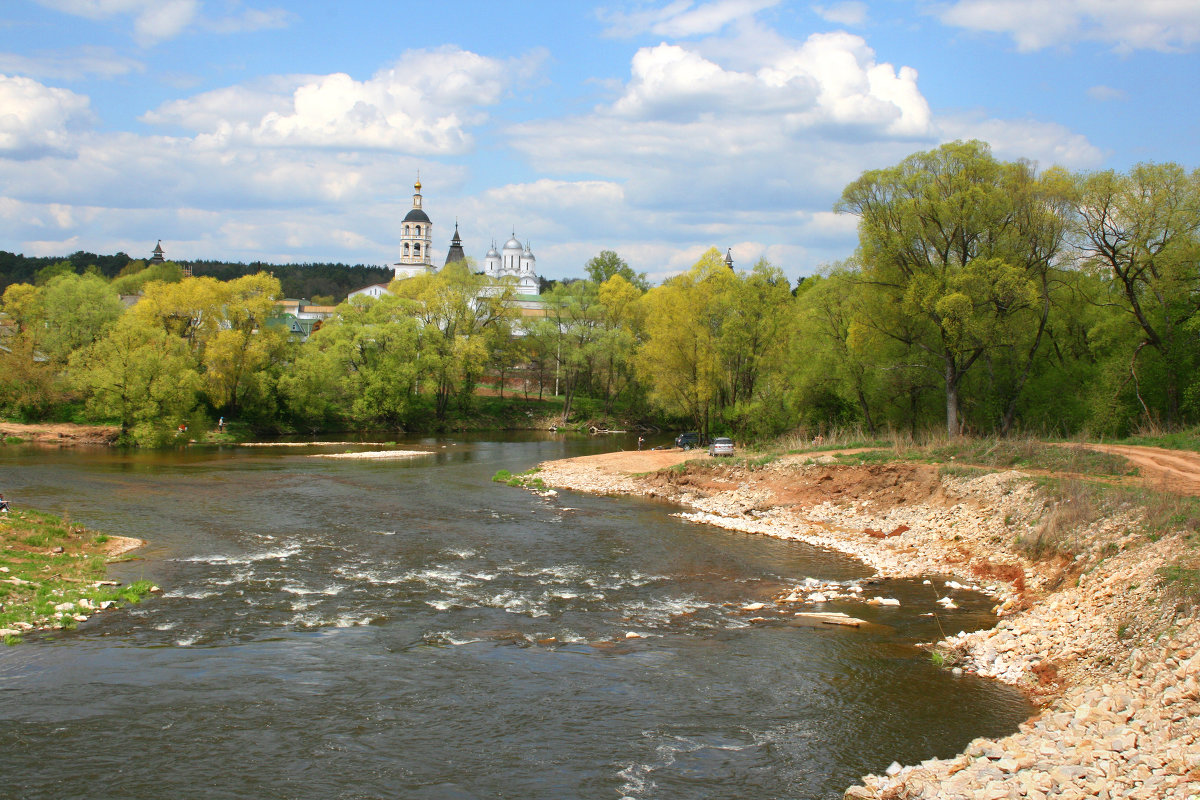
[708,437,734,457]
[675,431,701,449]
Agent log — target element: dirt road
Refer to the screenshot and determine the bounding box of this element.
[1079,443,1200,496]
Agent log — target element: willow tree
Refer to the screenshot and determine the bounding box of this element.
[1074,163,1200,426]
[837,140,1071,436]
[392,260,517,419]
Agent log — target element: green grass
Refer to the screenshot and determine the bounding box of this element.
[1157,561,1200,612]
[1116,426,1200,453]
[0,509,153,642]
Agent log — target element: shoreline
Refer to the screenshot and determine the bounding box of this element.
[533,449,1200,800]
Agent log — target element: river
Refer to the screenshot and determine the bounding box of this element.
[0,435,1030,799]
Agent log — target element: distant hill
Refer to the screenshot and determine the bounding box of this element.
[0,251,394,302]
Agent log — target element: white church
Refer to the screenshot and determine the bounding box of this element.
[386,178,541,296]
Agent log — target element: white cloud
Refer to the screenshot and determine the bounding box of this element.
[0,46,145,80]
[203,7,291,34]
[937,113,1106,168]
[605,32,931,136]
[601,0,782,38]
[1087,84,1127,102]
[0,74,93,159]
[35,0,200,43]
[33,0,291,43]
[936,0,1200,53]
[813,2,868,26]
[144,48,526,154]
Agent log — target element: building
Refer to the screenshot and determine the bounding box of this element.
[394,178,434,280]
[482,234,540,296]
[353,177,543,298]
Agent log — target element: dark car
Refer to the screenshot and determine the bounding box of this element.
[675,431,701,449]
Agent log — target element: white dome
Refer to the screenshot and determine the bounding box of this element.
[503,236,522,251]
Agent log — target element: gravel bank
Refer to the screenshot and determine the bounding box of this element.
[534,451,1200,800]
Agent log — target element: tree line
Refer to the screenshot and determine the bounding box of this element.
[2,140,1197,443]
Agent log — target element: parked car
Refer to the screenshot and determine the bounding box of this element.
[708,437,735,457]
[675,431,701,449]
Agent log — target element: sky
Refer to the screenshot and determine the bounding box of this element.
[2,0,1199,284]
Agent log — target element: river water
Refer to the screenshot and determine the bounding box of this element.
[0,435,1030,799]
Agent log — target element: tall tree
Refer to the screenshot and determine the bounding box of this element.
[1073,163,1200,426]
[837,140,1069,435]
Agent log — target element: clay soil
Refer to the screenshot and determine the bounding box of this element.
[1079,442,1200,496]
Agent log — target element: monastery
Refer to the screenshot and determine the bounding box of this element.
[383,178,541,296]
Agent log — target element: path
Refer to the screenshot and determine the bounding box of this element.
[1078,443,1200,496]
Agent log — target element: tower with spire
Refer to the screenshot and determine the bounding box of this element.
[394,176,434,279]
[444,220,466,266]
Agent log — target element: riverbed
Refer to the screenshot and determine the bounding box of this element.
[0,435,1030,799]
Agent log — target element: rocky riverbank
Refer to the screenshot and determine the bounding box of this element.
[533,449,1200,800]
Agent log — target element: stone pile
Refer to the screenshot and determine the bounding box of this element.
[535,455,1200,799]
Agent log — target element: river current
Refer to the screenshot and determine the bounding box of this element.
[0,435,1030,799]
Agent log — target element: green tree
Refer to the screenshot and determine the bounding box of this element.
[39,272,124,364]
[1073,162,1200,426]
[585,250,649,291]
[837,140,1070,435]
[70,315,200,443]
[392,261,517,419]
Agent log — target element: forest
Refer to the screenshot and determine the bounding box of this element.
[1,141,1198,444]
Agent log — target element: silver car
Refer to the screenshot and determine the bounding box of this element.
[708,437,734,457]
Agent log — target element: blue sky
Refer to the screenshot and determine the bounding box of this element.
[2,1,1199,283]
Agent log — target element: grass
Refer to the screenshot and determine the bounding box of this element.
[0,509,153,643]
[1116,422,1200,453]
[492,467,547,491]
[1157,561,1200,612]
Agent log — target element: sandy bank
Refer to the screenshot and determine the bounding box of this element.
[0,422,120,445]
[308,449,432,460]
[534,449,1200,800]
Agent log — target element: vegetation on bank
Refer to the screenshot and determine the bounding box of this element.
[0,508,153,643]
[3,141,1199,445]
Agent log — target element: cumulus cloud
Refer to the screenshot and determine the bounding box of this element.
[607,32,931,136]
[143,47,527,154]
[0,74,93,159]
[600,0,781,38]
[0,46,145,80]
[936,0,1200,53]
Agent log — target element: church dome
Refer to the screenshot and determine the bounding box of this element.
[503,235,522,251]
[404,208,431,223]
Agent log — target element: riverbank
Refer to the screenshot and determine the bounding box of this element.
[0,508,155,642]
[533,448,1200,800]
[0,421,120,445]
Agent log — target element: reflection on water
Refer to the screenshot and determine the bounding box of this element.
[0,435,1030,799]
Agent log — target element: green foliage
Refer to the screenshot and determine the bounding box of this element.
[492,469,513,483]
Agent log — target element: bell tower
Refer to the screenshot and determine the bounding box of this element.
[395,175,434,279]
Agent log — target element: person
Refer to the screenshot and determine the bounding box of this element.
[638,436,644,450]
[218,417,225,432]
[0,494,10,514]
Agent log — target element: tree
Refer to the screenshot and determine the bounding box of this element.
[70,315,200,443]
[39,272,124,364]
[636,249,731,437]
[837,140,1070,436]
[281,293,422,428]
[1073,163,1200,426]
[585,250,649,291]
[391,261,518,419]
